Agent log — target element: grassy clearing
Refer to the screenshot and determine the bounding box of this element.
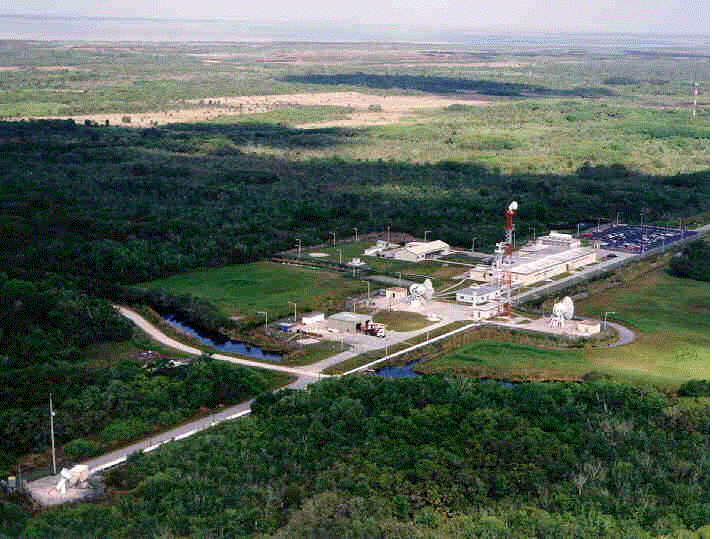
[422,268,709,389]
[417,341,587,381]
[373,311,432,331]
[139,261,364,321]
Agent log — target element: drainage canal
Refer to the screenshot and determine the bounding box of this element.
[162,314,283,361]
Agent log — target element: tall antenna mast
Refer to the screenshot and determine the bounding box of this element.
[49,393,57,476]
[498,201,518,316]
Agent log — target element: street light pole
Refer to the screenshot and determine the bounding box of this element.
[296,238,302,258]
[603,311,616,330]
[330,231,336,248]
[257,311,268,332]
[49,393,56,476]
[353,227,358,242]
[288,302,297,323]
[424,230,431,242]
[471,236,477,252]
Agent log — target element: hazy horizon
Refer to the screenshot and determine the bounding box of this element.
[2,0,710,42]
[0,12,709,44]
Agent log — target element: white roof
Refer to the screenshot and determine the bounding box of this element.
[327,312,372,323]
[403,240,450,256]
[457,284,499,296]
[510,248,594,275]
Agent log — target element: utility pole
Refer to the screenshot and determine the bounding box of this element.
[330,231,336,248]
[360,280,370,300]
[603,311,616,330]
[295,238,302,258]
[387,225,390,245]
[49,393,57,476]
[288,301,297,323]
[257,311,268,332]
[353,227,358,242]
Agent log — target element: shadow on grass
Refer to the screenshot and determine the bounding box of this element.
[283,72,617,98]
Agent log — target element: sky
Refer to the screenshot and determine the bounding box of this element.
[5,0,710,35]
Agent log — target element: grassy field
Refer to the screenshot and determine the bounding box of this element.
[139,261,365,321]
[419,268,709,389]
[372,311,432,331]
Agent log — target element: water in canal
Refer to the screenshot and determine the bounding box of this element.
[376,358,514,387]
[162,314,283,361]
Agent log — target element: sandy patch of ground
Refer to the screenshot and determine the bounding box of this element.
[16,91,491,128]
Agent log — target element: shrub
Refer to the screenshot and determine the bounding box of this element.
[63,439,101,460]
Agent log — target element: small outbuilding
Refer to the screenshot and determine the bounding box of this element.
[301,312,325,325]
[326,312,372,333]
[392,240,450,262]
[456,284,500,304]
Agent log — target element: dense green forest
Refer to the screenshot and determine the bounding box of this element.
[0,273,288,475]
[669,240,710,282]
[0,120,708,289]
[12,376,708,538]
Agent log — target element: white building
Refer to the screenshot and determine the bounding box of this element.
[536,231,581,249]
[301,312,325,325]
[456,284,500,304]
[469,247,597,286]
[392,240,450,262]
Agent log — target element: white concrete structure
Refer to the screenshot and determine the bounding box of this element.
[456,284,500,304]
[384,287,408,301]
[392,240,450,262]
[576,319,601,336]
[301,312,325,325]
[326,312,372,333]
[469,243,597,287]
[536,231,581,249]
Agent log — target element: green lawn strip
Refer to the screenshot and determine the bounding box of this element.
[416,340,588,382]
[372,311,432,331]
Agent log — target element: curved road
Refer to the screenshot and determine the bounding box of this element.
[607,321,636,347]
[29,304,636,504]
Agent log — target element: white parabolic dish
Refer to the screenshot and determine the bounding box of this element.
[553,296,575,320]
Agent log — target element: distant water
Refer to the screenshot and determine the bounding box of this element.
[0,15,708,49]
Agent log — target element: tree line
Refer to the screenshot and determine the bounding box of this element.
[12,375,708,538]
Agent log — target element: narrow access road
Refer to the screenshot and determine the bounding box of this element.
[116,305,325,379]
[606,322,636,347]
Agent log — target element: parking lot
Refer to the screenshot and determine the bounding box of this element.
[586,225,697,252]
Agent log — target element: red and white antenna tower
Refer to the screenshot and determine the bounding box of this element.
[497,201,518,316]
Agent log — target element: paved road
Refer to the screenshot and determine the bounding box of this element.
[116,306,324,379]
[29,242,653,504]
[607,322,636,347]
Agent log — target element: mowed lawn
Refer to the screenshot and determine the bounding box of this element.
[576,269,710,388]
[421,269,709,389]
[139,261,364,319]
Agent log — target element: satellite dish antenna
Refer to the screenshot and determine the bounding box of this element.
[551,296,575,327]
